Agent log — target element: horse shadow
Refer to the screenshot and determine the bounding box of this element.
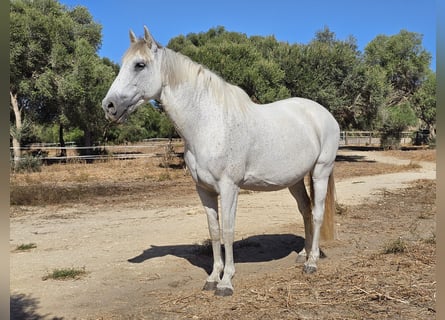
[128,234,305,275]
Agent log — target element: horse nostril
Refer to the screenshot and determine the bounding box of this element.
[107,102,117,115]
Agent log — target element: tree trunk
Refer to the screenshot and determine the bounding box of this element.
[58,122,67,157]
[83,129,92,156]
[429,124,436,143]
[10,91,22,169]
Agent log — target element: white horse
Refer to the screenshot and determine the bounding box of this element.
[102,26,340,296]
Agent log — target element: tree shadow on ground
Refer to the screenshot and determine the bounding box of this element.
[10,293,63,320]
[335,154,376,163]
[128,234,306,275]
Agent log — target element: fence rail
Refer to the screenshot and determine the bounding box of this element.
[10,139,183,162]
[10,131,418,163]
[339,131,413,147]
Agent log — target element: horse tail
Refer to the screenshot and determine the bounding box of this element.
[309,171,336,241]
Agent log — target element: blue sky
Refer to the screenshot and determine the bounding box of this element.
[60,0,436,70]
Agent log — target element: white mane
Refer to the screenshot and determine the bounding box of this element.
[162,48,253,111]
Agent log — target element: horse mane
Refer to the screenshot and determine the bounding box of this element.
[123,39,253,111]
[162,48,253,112]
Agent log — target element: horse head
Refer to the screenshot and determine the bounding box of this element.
[102,26,163,123]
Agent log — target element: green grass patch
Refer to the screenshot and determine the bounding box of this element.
[15,243,37,251]
[42,267,87,281]
[382,238,407,254]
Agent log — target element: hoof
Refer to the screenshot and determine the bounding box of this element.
[303,264,317,274]
[202,281,218,291]
[215,287,233,297]
[296,254,307,263]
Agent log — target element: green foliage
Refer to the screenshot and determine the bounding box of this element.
[168,27,290,104]
[42,267,87,280]
[31,124,83,144]
[365,30,431,102]
[103,103,178,143]
[11,4,435,146]
[11,155,43,173]
[15,243,37,251]
[283,28,362,128]
[411,70,436,133]
[167,26,435,136]
[31,124,57,143]
[65,127,85,143]
[379,103,417,149]
[10,0,118,150]
[364,30,434,143]
[61,38,117,147]
[158,112,177,138]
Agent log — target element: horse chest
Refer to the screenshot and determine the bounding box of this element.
[184,149,223,192]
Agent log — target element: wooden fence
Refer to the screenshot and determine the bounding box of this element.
[339,131,413,147]
[11,131,417,163]
[11,139,183,163]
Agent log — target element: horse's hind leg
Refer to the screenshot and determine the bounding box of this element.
[304,164,334,273]
[196,186,223,291]
[289,179,313,263]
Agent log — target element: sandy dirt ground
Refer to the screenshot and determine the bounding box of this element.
[10,149,436,319]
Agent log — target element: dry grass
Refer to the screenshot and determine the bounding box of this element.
[155,243,435,319]
[10,146,436,319]
[385,149,436,162]
[334,160,422,181]
[10,155,188,207]
[142,180,436,319]
[382,237,407,254]
[10,148,433,208]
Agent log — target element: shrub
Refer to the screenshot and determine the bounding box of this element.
[379,103,417,150]
[15,243,37,251]
[42,267,87,280]
[11,155,42,173]
[382,237,406,254]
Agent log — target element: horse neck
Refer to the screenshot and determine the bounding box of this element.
[159,49,250,143]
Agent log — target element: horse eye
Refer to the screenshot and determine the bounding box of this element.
[135,62,146,70]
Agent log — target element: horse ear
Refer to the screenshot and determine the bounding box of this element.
[143,25,154,48]
[129,30,137,44]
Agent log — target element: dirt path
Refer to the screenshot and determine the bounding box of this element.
[335,150,435,205]
[10,151,436,319]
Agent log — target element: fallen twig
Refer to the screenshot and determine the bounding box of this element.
[354,286,409,304]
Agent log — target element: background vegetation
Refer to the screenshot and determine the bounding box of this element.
[10,0,436,160]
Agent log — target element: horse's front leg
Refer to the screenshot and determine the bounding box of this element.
[215,181,239,296]
[196,186,223,291]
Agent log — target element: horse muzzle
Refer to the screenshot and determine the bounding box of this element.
[102,100,120,122]
[102,98,144,123]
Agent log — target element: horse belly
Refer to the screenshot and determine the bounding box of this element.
[240,137,318,191]
[240,176,298,191]
[240,161,310,192]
